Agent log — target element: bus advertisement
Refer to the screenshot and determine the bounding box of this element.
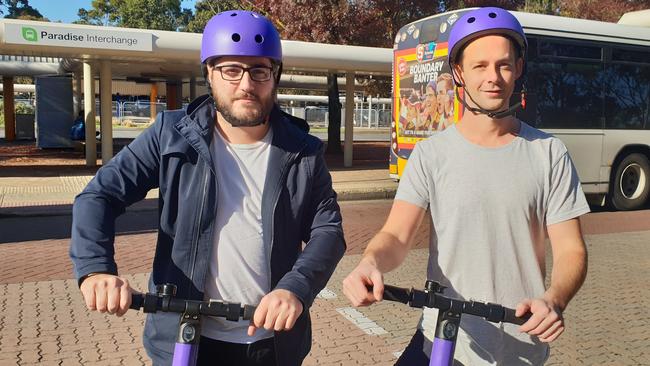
[390,9,650,210]
[390,13,461,178]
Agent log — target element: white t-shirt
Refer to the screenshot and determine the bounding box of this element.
[395,121,590,365]
[202,127,274,343]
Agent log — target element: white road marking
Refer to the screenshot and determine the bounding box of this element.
[335,307,388,335]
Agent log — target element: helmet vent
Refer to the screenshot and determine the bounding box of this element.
[230,13,237,17]
[489,12,497,18]
[232,33,241,42]
[467,17,476,23]
[255,34,264,43]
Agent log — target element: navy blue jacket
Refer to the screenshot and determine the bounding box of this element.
[70,95,346,365]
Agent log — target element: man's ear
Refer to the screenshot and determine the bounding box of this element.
[201,63,212,88]
[515,57,524,79]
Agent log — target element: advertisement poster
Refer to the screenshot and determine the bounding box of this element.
[394,42,454,142]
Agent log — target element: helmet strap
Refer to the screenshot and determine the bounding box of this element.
[275,63,283,84]
[454,75,527,120]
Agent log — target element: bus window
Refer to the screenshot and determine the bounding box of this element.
[526,38,605,129]
[605,49,650,129]
[612,48,650,63]
[539,40,602,60]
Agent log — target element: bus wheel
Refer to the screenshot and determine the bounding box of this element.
[610,153,650,211]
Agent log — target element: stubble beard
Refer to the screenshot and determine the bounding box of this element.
[214,90,276,127]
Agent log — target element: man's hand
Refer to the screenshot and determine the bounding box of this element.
[342,258,384,307]
[342,200,425,308]
[516,297,564,342]
[79,274,133,317]
[248,289,303,336]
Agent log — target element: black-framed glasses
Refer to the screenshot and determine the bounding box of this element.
[213,64,276,82]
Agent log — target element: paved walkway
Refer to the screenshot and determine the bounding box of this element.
[0,167,397,216]
[1,139,649,365]
[0,228,648,365]
[0,140,397,216]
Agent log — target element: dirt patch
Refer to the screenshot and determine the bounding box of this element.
[0,138,390,172]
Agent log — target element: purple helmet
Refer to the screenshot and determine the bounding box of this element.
[448,7,527,66]
[200,10,282,63]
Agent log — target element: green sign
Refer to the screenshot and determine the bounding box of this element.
[5,23,152,51]
[22,27,38,42]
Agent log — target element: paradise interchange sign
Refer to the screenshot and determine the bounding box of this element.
[3,22,152,52]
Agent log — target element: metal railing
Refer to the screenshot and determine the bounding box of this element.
[283,106,392,128]
[2,98,392,129]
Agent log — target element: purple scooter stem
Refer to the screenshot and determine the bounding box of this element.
[172,343,198,366]
[430,338,455,366]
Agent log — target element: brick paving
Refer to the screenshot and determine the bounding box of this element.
[0,201,649,365]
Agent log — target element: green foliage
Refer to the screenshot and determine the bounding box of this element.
[0,0,44,19]
[75,0,191,30]
[520,0,559,15]
[185,0,253,33]
[15,102,34,114]
[0,101,32,127]
[114,0,184,30]
[0,100,35,117]
[14,76,33,85]
[74,0,118,25]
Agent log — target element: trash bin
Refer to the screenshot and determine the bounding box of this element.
[36,76,74,148]
[15,113,35,140]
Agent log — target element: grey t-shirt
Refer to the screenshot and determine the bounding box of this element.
[395,122,589,365]
[202,128,274,343]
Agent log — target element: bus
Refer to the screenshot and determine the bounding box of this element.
[390,9,650,210]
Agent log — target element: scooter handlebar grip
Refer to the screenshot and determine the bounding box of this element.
[130,293,144,310]
[503,307,531,325]
[242,305,256,321]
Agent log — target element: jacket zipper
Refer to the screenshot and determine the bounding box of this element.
[267,151,298,292]
[189,165,210,296]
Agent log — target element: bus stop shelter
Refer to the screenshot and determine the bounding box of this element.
[0,19,392,167]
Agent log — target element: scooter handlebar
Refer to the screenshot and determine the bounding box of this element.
[129,292,256,321]
[372,283,531,326]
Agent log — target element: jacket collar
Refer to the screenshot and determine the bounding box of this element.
[268,105,309,154]
[172,94,215,173]
[183,94,215,134]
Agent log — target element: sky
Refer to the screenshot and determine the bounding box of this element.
[28,0,197,24]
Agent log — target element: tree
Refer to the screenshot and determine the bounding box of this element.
[555,0,650,22]
[0,0,44,20]
[75,0,192,30]
[353,1,443,47]
[520,0,559,15]
[114,0,187,31]
[74,0,118,25]
[185,0,253,33]
[324,73,344,153]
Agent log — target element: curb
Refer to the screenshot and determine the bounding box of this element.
[0,199,158,218]
[0,188,397,217]
[336,188,397,201]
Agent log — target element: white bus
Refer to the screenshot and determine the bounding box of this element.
[390,9,650,210]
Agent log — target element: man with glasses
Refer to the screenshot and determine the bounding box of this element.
[70,10,345,366]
